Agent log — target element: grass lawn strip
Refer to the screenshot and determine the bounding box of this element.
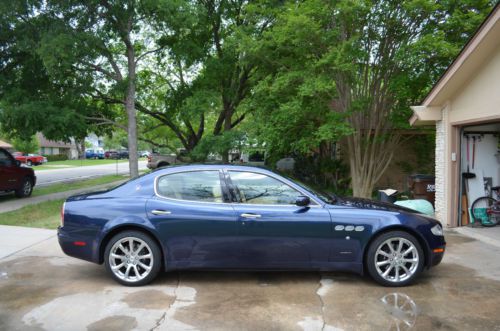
[0,199,64,229]
[34,159,131,171]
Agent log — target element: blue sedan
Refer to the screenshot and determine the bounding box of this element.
[58,165,445,287]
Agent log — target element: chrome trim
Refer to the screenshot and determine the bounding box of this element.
[153,168,324,208]
[151,210,171,215]
[240,213,261,219]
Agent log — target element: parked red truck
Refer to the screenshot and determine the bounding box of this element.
[0,148,36,198]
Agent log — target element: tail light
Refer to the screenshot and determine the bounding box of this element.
[60,202,66,227]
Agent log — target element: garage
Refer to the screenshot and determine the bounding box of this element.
[410,5,500,228]
[459,124,500,226]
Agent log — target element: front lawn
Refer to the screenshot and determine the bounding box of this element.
[35,159,129,170]
[0,174,127,203]
[0,199,64,229]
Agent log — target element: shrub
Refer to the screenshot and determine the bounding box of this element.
[44,154,68,162]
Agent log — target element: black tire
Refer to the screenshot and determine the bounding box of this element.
[27,160,32,166]
[15,177,33,198]
[366,231,424,287]
[104,230,162,286]
[471,197,498,227]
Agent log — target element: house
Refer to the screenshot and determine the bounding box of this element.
[410,5,500,227]
[0,140,13,153]
[36,133,79,159]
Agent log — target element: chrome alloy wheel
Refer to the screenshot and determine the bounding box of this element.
[109,237,154,283]
[374,237,419,283]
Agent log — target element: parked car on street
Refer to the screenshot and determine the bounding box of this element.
[0,148,36,198]
[58,165,445,287]
[85,149,104,159]
[117,150,129,159]
[146,153,178,169]
[12,152,45,166]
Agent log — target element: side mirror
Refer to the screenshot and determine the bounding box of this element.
[295,195,310,207]
[15,160,21,167]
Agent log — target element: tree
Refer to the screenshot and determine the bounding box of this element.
[11,136,39,154]
[249,0,494,197]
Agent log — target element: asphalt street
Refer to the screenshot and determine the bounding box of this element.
[1,229,500,331]
[34,160,148,186]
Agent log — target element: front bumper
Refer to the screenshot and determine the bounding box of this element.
[430,245,445,267]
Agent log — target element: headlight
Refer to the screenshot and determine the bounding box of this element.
[431,224,443,236]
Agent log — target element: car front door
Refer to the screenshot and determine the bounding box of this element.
[146,169,240,269]
[0,150,21,191]
[227,170,333,268]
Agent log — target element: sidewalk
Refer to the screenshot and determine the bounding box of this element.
[0,225,56,260]
[0,180,126,214]
[452,226,500,249]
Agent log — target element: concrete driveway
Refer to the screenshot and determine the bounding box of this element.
[1,228,500,331]
[35,160,148,186]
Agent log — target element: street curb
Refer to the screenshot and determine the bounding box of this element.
[0,180,127,214]
[451,227,500,249]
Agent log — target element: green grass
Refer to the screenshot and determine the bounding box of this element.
[35,159,129,170]
[0,174,127,204]
[0,199,64,229]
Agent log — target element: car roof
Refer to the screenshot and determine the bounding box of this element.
[151,163,275,175]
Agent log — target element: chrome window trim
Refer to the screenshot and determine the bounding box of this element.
[225,169,323,207]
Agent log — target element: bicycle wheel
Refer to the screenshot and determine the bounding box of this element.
[471,197,499,227]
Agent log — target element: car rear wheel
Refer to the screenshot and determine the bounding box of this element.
[15,177,33,198]
[104,231,162,286]
[366,231,424,287]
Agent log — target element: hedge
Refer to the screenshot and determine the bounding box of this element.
[44,154,68,162]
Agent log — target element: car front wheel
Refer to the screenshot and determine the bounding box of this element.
[366,231,424,287]
[15,177,33,198]
[104,231,162,286]
[27,160,32,166]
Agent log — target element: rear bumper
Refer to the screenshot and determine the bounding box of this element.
[58,227,99,264]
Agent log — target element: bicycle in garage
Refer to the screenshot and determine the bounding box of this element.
[471,186,500,227]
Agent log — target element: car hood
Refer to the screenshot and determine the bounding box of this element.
[333,196,421,214]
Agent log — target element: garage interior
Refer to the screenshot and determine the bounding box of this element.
[458,123,500,226]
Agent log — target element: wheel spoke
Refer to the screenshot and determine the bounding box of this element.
[124,265,132,278]
[112,262,125,270]
[401,265,410,276]
[118,244,129,254]
[382,265,393,277]
[377,260,391,266]
[138,262,151,271]
[134,243,145,255]
[402,246,414,256]
[138,253,152,259]
[128,239,134,252]
[397,239,403,253]
[111,253,125,260]
[133,266,140,278]
[395,267,400,282]
[378,250,391,258]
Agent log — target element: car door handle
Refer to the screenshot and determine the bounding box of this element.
[151,209,171,215]
[240,213,261,219]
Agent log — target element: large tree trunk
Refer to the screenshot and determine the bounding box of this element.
[126,45,139,178]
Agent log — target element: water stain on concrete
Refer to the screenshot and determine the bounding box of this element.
[122,289,175,309]
[445,232,476,245]
[86,315,137,331]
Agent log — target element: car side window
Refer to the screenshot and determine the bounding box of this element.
[229,171,305,205]
[0,150,13,167]
[157,171,223,203]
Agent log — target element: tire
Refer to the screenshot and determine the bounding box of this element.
[366,231,424,287]
[104,230,162,286]
[27,160,32,166]
[471,197,499,227]
[15,177,33,198]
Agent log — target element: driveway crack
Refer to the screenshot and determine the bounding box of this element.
[316,274,327,331]
[150,272,181,331]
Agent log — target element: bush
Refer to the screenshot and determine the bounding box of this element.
[44,154,68,162]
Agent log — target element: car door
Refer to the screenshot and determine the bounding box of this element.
[146,169,240,269]
[227,170,333,268]
[0,150,21,191]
